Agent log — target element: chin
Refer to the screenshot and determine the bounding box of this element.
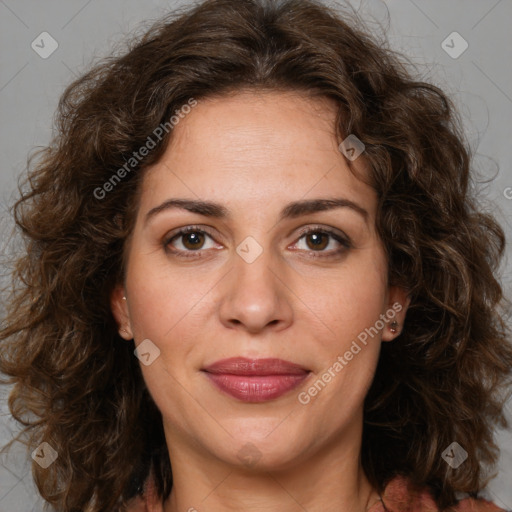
[215,431,309,472]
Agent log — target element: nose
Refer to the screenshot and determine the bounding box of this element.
[217,246,294,334]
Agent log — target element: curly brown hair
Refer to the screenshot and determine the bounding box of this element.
[1,0,511,510]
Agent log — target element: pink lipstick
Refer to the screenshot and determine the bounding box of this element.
[202,357,310,402]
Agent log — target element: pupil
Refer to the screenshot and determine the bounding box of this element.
[185,232,202,248]
[308,233,327,250]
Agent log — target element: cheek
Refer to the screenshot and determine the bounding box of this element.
[125,253,207,340]
[296,256,388,349]
[302,270,386,410]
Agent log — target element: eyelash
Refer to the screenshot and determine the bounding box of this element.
[163,225,352,260]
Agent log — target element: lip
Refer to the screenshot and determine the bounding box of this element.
[202,357,310,402]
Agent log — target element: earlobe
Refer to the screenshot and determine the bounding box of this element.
[110,284,134,340]
[381,286,411,342]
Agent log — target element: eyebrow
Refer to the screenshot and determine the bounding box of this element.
[144,197,369,226]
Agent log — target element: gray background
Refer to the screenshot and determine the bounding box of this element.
[0,0,511,510]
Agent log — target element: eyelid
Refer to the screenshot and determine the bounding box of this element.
[163,223,352,258]
[293,224,351,244]
[163,224,220,246]
[289,225,352,256]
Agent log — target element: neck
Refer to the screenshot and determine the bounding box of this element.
[161,415,380,512]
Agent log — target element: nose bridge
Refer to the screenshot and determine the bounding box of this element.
[218,234,292,331]
[235,236,276,289]
[232,234,279,306]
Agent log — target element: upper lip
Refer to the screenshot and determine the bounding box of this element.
[202,357,309,376]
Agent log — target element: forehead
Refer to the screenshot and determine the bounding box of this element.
[138,90,375,219]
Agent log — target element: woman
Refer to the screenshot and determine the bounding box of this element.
[1,0,511,511]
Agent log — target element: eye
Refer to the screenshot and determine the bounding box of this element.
[164,226,219,258]
[291,226,351,258]
[163,225,352,260]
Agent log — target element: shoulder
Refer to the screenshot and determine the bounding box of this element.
[368,475,507,512]
[450,496,508,512]
[124,495,148,512]
[126,472,507,512]
[124,472,164,512]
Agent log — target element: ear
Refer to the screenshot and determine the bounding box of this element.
[110,284,134,340]
[381,286,411,342]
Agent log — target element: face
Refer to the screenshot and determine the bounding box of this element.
[111,90,409,472]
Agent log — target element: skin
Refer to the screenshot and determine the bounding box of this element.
[111,89,410,512]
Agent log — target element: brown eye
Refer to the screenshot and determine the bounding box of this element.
[180,231,205,250]
[304,232,329,251]
[293,227,352,258]
[164,226,218,258]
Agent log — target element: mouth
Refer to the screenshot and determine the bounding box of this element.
[201,357,311,402]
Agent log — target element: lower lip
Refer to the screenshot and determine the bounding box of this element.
[203,372,309,402]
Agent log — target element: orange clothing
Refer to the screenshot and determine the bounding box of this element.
[125,473,508,511]
[367,475,507,512]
